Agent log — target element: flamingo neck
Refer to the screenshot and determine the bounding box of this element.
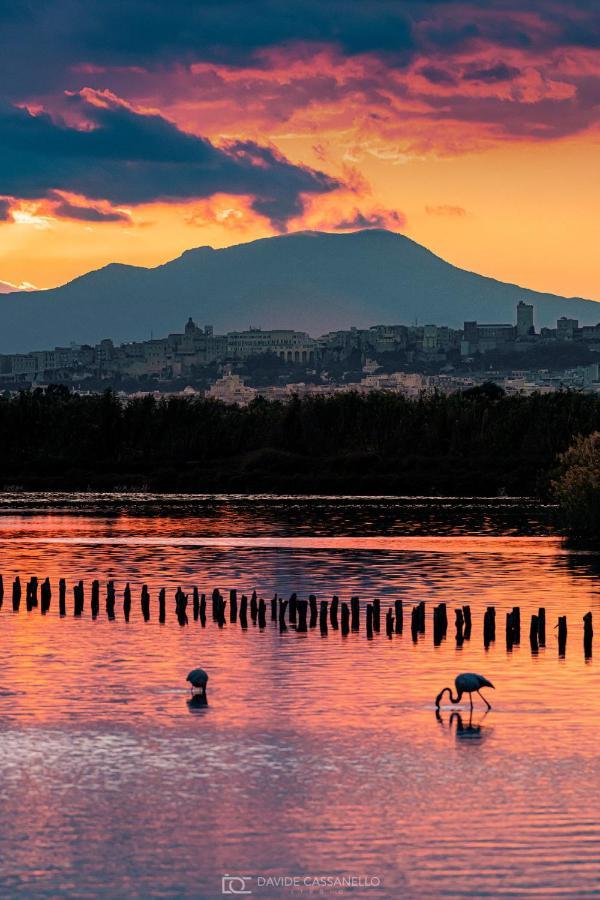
[439,687,462,705]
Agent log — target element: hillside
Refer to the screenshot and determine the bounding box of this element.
[0,229,598,352]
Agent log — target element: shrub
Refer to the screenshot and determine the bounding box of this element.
[552,432,600,538]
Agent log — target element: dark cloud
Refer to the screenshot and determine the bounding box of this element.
[0,198,11,221]
[1,1,598,102]
[333,208,407,230]
[419,65,457,85]
[0,0,597,182]
[50,196,131,222]
[0,96,340,227]
[463,63,521,83]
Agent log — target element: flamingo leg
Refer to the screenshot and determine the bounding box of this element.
[469,693,473,710]
[477,689,492,710]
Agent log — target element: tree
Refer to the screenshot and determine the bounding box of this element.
[552,432,600,538]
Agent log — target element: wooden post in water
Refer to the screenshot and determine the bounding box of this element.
[483,606,495,647]
[394,598,403,634]
[411,605,419,642]
[73,580,84,617]
[330,596,339,630]
[297,599,308,633]
[529,614,539,652]
[230,589,238,624]
[278,598,288,633]
[417,601,426,634]
[211,589,222,622]
[200,593,206,626]
[386,608,394,638]
[437,603,447,637]
[351,596,360,632]
[239,594,248,629]
[216,593,226,628]
[0,574,3,609]
[288,592,297,625]
[583,612,593,659]
[30,577,39,609]
[91,579,100,619]
[192,587,200,622]
[557,615,567,657]
[176,588,188,626]
[159,587,166,624]
[319,600,328,635]
[123,583,131,622]
[366,603,374,640]
[505,610,514,651]
[106,581,116,621]
[141,584,150,622]
[250,592,258,625]
[271,594,278,622]
[12,576,21,612]
[372,598,381,633]
[462,605,472,640]
[341,602,350,636]
[433,604,445,646]
[455,607,464,647]
[59,578,66,617]
[309,594,318,629]
[41,577,51,614]
[512,607,521,644]
[258,598,266,628]
[537,607,546,647]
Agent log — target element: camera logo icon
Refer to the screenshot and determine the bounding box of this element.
[222,874,253,894]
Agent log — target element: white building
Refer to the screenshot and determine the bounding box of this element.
[205,373,257,406]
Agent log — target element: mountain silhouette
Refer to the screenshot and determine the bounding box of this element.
[0,229,598,352]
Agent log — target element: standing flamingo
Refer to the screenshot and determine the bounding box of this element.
[435,672,494,710]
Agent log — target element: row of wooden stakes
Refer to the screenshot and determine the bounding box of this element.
[0,575,593,656]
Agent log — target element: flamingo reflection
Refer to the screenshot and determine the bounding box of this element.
[187,693,209,713]
[436,708,490,740]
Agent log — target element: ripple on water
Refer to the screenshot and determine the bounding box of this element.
[0,498,598,898]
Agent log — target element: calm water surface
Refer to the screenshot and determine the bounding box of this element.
[0,496,598,899]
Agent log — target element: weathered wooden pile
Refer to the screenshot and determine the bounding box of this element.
[0,573,593,657]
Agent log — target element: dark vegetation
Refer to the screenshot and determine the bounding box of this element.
[552,432,600,539]
[1,385,599,494]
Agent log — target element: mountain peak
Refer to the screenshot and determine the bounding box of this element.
[0,229,597,353]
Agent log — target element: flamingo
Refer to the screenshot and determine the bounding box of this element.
[435,672,494,710]
[186,668,209,698]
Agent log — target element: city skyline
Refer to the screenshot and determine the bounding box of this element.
[0,1,599,302]
[3,300,599,387]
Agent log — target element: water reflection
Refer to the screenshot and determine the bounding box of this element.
[187,693,209,713]
[0,496,598,898]
[436,708,491,742]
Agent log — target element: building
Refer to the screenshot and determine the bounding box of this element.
[226,328,319,362]
[516,301,534,337]
[557,317,579,340]
[205,373,257,405]
[461,321,515,355]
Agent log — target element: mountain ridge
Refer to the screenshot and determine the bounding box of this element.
[0,229,598,353]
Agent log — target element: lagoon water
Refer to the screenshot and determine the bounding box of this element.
[0,496,598,898]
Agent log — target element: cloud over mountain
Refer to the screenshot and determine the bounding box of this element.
[0,93,339,228]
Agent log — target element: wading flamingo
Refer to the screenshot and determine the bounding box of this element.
[186,668,209,698]
[435,672,494,710]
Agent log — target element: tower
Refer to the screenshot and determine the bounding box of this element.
[516,301,534,337]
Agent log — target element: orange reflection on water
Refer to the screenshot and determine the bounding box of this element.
[0,503,598,897]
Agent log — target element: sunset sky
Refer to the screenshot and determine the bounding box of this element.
[0,0,598,300]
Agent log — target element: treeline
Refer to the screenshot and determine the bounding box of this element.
[1,384,599,494]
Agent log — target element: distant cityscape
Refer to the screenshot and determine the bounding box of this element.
[1,300,599,402]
